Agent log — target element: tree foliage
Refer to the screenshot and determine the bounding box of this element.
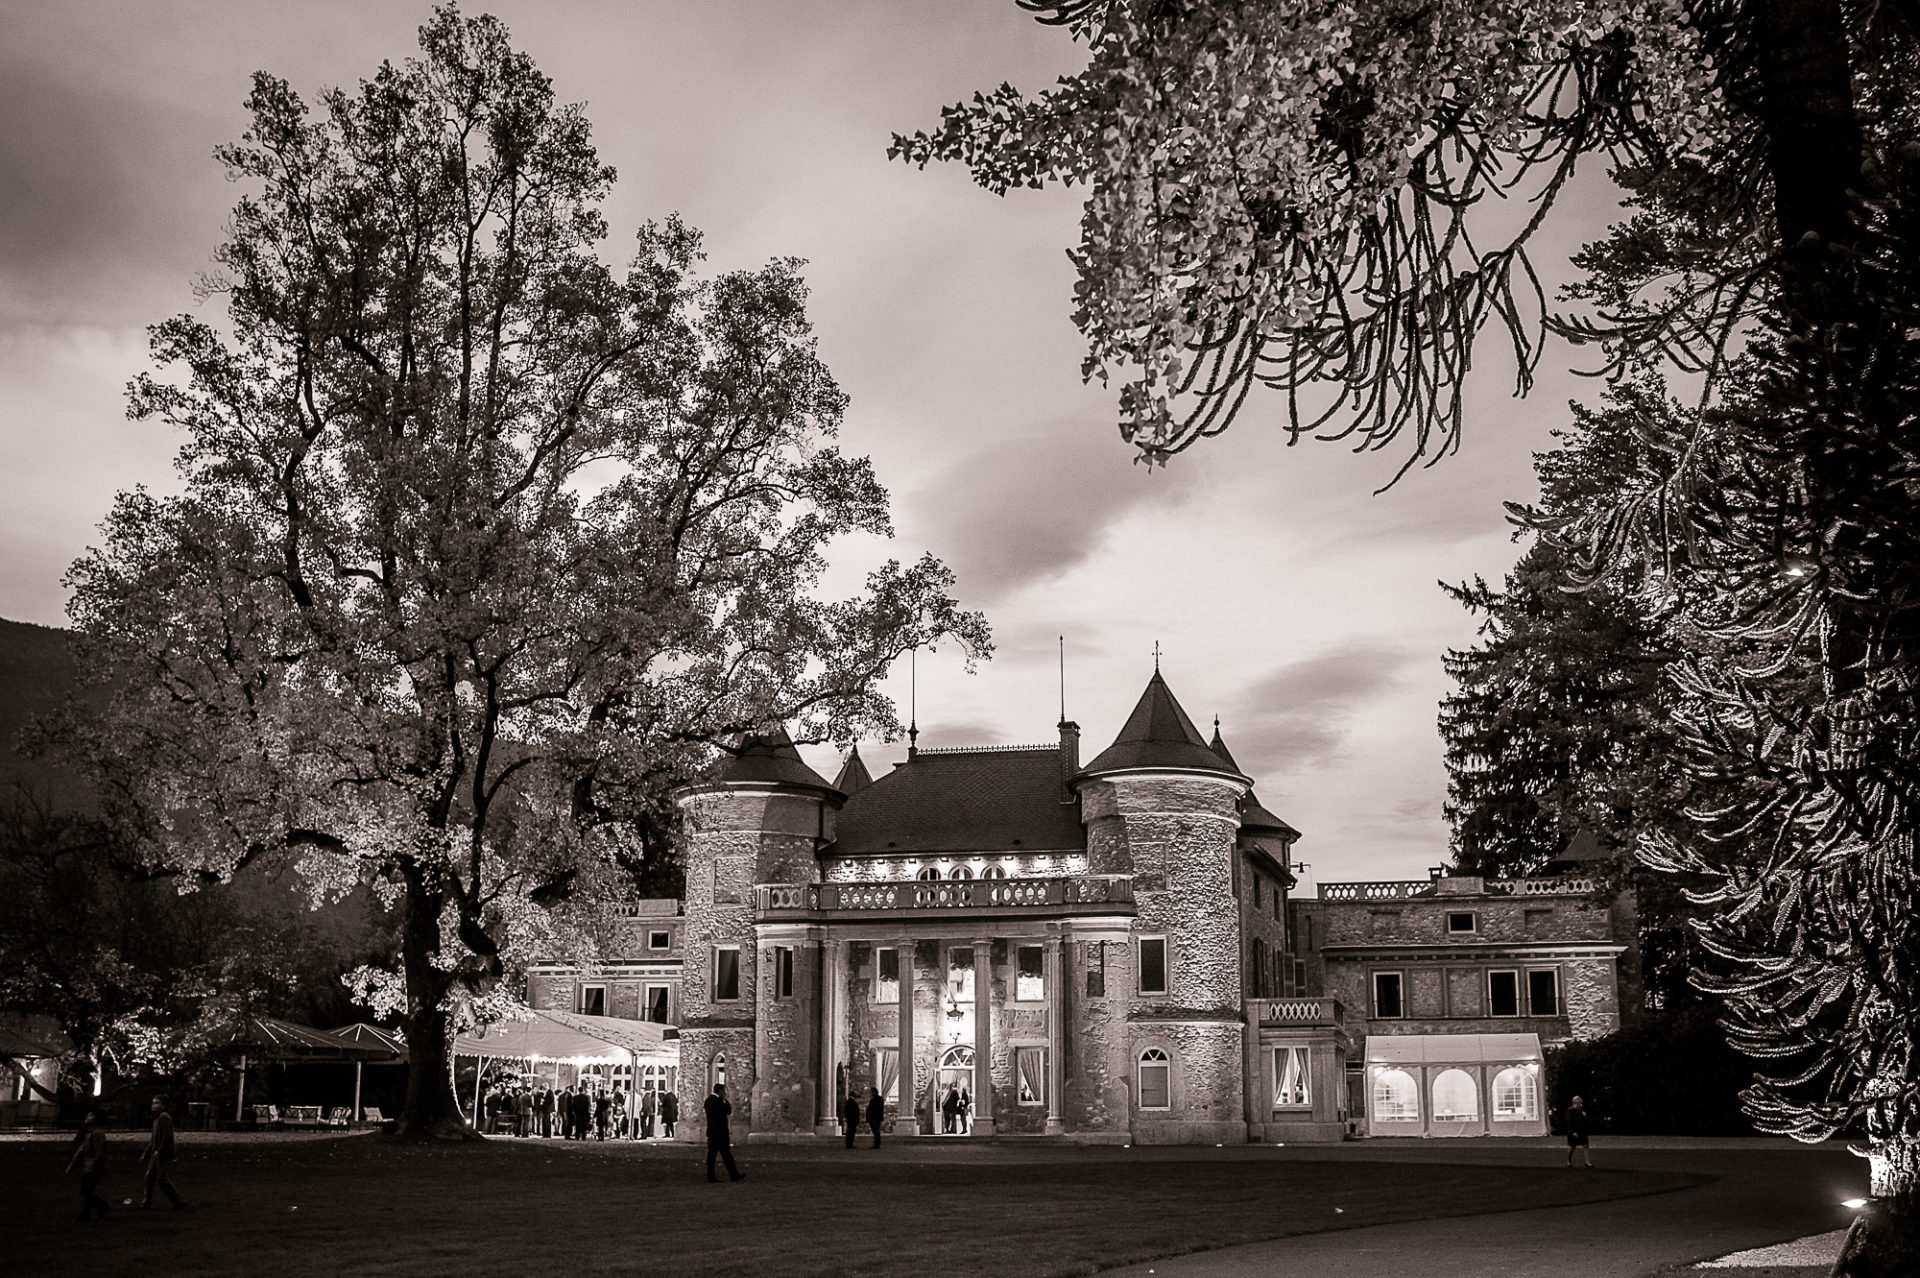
[68,8,987,1139]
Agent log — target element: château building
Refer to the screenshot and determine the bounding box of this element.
[532,668,1630,1143]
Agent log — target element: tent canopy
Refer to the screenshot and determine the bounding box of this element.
[453,1009,677,1066]
[225,1016,396,1062]
[329,1023,410,1064]
[1364,1033,1543,1066]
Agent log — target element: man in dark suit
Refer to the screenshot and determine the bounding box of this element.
[866,1087,885,1150]
[842,1091,861,1148]
[660,1089,678,1138]
[572,1086,592,1140]
[704,1083,744,1182]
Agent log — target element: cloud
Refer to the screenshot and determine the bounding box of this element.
[1224,644,1426,774]
[904,423,1206,602]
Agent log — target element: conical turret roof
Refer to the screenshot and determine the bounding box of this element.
[832,744,873,796]
[713,724,839,793]
[1209,721,1300,838]
[1080,671,1249,778]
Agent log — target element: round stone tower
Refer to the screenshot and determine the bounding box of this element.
[673,726,841,1142]
[1075,671,1252,1143]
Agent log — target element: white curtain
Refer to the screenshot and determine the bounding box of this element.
[1016,1048,1045,1105]
[876,1047,899,1103]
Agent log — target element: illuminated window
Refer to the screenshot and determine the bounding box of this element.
[1016,945,1045,1001]
[949,865,973,880]
[1493,1067,1538,1119]
[1373,1069,1419,1120]
[1015,1047,1046,1106]
[1138,1048,1171,1110]
[1273,1046,1311,1109]
[1432,1068,1480,1122]
[917,866,941,881]
[874,947,900,1003]
[874,1046,899,1103]
[1138,936,1169,996]
[981,865,1006,880]
[948,947,975,1002]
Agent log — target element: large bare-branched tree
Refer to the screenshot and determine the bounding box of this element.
[68,7,987,1140]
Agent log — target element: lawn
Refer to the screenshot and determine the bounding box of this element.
[3,1132,1703,1278]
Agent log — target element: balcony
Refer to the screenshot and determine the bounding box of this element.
[1315,876,1597,902]
[754,875,1134,921]
[1248,997,1343,1028]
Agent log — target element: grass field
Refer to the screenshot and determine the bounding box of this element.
[2,1132,1704,1278]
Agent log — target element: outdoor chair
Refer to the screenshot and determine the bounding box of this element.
[360,1106,384,1123]
[252,1103,281,1128]
[326,1107,351,1127]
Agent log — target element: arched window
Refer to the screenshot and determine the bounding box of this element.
[1138,1048,1172,1110]
[1492,1067,1538,1120]
[917,866,941,881]
[981,865,1007,880]
[709,1051,727,1094]
[1372,1068,1419,1121]
[949,865,973,880]
[1432,1068,1480,1122]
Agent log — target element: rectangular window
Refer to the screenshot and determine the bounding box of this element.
[1447,911,1476,935]
[1528,968,1561,1016]
[873,1046,899,1103]
[874,947,899,1004]
[1016,945,1045,1001]
[579,984,606,1016]
[775,946,795,1000]
[948,947,975,1003]
[648,930,671,950]
[643,984,670,1023]
[713,947,741,1002]
[1372,971,1404,1019]
[1015,1047,1047,1106]
[1488,969,1521,1017]
[1138,936,1169,996]
[1085,942,1106,998]
[1273,1046,1311,1109]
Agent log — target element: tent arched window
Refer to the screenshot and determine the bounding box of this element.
[1432,1068,1480,1122]
[1373,1069,1419,1121]
[1492,1067,1538,1120]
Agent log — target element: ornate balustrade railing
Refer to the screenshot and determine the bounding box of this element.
[1316,876,1598,901]
[1247,996,1343,1027]
[754,875,1134,917]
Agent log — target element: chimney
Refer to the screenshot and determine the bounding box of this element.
[1058,719,1080,800]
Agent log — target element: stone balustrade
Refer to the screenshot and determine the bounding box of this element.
[1316,876,1598,901]
[1247,996,1343,1027]
[753,875,1134,919]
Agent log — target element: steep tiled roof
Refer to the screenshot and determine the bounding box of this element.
[713,725,839,793]
[831,746,1085,856]
[1081,671,1248,778]
[1209,723,1300,840]
[833,744,873,796]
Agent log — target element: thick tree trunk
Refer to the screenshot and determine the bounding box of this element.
[1830,1142,1920,1275]
[392,867,480,1141]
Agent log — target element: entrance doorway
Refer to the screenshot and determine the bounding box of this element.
[937,1045,974,1134]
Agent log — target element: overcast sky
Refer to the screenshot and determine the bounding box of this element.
[0,1,1623,885]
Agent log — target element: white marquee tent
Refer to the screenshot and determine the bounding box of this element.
[1363,1033,1547,1138]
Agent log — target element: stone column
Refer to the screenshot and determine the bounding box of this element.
[896,937,916,1135]
[972,938,994,1136]
[816,937,844,1134]
[1045,931,1066,1134]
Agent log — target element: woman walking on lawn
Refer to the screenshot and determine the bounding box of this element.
[1564,1096,1592,1168]
[65,1109,111,1221]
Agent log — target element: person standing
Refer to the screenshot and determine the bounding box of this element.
[140,1095,187,1210]
[660,1088,678,1139]
[941,1084,958,1134]
[640,1087,657,1140]
[1565,1095,1593,1168]
[957,1086,971,1135]
[866,1087,885,1150]
[573,1086,592,1141]
[594,1087,612,1141]
[842,1091,861,1149]
[64,1109,111,1221]
[703,1083,745,1182]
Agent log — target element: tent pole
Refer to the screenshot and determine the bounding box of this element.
[236,1054,248,1123]
[353,1061,363,1122]
[473,1056,486,1125]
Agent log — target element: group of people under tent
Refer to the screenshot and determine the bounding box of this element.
[476,1077,678,1141]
